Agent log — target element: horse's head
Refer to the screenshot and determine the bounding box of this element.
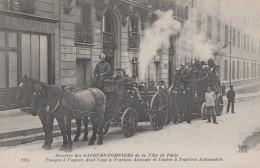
[31,83,48,116]
[16,75,35,107]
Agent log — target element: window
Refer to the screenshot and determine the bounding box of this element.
[233,29,236,47]
[21,34,48,83]
[232,61,235,80]
[247,62,249,78]
[224,25,228,45]
[244,34,246,50]
[224,60,228,80]
[197,12,201,33]
[243,62,245,79]
[258,41,260,54]
[252,39,254,52]
[207,16,213,40]
[0,31,18,88]
[76,3,91,25]
[130,16,139,32]
[247,36,249,51]
[217,20,221,43]
[252,63,254,78]
[237,31,240,48]
[237,61,240,79]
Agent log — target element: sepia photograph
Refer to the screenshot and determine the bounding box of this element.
[0,0,259,167]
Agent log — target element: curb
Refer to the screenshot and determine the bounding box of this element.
[0,126,90,148]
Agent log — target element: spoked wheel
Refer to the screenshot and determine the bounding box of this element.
[149,92,168,131]
[121,107,138,137]
[97,123,110,135]
[216,94,223,116]
[201,102,207,120]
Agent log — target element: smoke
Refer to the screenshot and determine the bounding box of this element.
[178,11,214,64]
[139,10,181,81]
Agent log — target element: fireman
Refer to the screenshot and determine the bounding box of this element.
[93,53,111,90]
[178,85,191,123]
[168,85,179,124]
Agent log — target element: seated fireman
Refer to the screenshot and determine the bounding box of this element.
[93,53,111,90]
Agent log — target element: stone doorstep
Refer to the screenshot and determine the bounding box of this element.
[0,126,90,148]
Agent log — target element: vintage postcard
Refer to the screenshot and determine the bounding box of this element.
[0,0,259,168]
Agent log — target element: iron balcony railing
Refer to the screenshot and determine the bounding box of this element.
[8,0,35,14]
[129,31,140,49]
[75,22,93,44]
[103,32,115,45]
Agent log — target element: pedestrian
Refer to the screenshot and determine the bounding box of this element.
[221,83,226,96]
[205,86,218,124]
[226,85,235,113]
[178,85,191,124]
[168,85,179,124]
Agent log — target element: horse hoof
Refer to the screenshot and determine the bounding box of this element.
[44,145,52,150]
[73,136,79,142]
[97,141,103,145]
[65,147,72,152]
[41,143,48,149]
[59,145,67,151]
[88,141,94,145]
[82,136,88,141]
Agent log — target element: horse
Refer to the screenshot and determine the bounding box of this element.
[31,83,107,152]
[16,76,89,150]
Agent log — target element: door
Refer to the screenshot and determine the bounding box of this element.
[76,59,92,87]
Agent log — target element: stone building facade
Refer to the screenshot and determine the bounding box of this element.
[0,0,188,110]
[180,0,260,87]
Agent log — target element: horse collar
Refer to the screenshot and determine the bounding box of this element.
[48,98,60,113]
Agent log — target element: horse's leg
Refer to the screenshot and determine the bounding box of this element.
[46,115,54,150]
[56,116,68,151]
[97,105,105,145]
[39,115,48,149]
[73,117,81,142]
[88,117,97,145]
[64,115,73,152]
[82,116,89,141]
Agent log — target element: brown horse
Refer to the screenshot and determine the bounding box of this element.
[31,83,107,152]
[16,76,89,150]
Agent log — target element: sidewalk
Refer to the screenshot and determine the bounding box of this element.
[0,89,260,148]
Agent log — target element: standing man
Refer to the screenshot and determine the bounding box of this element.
[93,53,111,90]
[168,85,179,124]
[221,83,226,96]
[178,85,191,124]
[205,86,218,124]
[226,85,235,113]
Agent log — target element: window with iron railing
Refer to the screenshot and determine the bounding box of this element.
[129,16,140,49]
[75,3,93,44]
[8,0,35,14]
[75,23,93,44]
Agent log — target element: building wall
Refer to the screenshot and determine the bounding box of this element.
[190,0,260,86]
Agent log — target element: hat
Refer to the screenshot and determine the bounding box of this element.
[100,53,105,59]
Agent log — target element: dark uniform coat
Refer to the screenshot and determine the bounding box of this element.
[93,61,111,90]
[168,90,179,123]
[226,89,235,113]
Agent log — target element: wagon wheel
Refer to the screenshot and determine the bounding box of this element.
[149,92,168,131]
[216,94,223,116]
[97,123,110,135]
[121,107,138,137]
[201,102,207,120]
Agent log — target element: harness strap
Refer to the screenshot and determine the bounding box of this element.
[47,86,62,113]
[46,98,60,113]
